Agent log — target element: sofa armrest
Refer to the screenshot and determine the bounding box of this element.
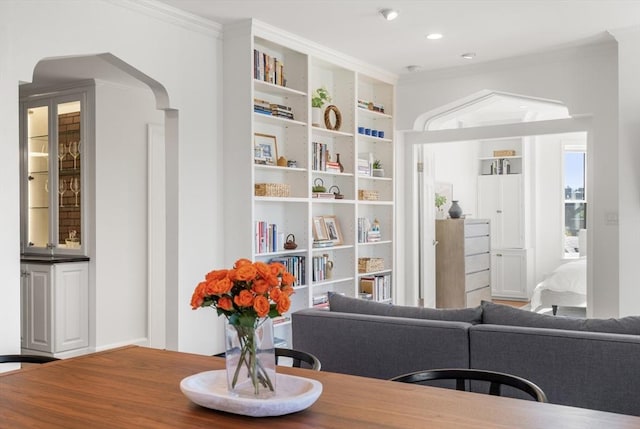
[292,308,471,380]
[470,324,640,416]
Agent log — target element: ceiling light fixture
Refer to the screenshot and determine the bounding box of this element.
[426,33,443,40]
[379,8,399,21]
[406,65,422,73]
[461,52,476,60]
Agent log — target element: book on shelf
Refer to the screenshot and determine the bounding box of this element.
[270,255,306,286]
[254,49,286,86]
[272,315,291,325]
[312,239,334,248]
[312,192,335,199]
[359,274,392,301]
[326,161,341,173]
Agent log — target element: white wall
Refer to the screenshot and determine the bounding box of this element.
[93,81,162,349]
[0,0,224,357]
[429,141,480,218]
[397,42,621,317]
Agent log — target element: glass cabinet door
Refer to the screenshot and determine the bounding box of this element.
[26,105,50,250]
[22,90,86,255]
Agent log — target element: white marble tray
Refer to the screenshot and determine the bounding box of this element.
[180,370,322,417]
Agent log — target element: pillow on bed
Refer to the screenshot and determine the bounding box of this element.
[481,301,640,335]
[329,293,482,324]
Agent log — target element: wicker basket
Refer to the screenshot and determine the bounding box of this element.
[493,149,516,157]
[358,189,379,201]
[254,183,290,197]
[358,257,384,273]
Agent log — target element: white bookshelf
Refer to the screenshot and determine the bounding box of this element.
[223,19,396,346]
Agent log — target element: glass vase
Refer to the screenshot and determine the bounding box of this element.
[224,316,276,398]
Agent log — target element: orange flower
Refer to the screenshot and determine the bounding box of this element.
[205,277,232,296]
[252,278,270,294]
[190,281,207,309]
[254,262,271,279]
[276,294,291,314]
[234,258,253,268]
[282,285,295,296]
[218,296,233,311]
[235,264,257,282]
[282,272,295,286]
[253,295,270,317]
[269,262,286,276]
[234,289,254,307]
[270,287,282,302]
[205,269,228,282]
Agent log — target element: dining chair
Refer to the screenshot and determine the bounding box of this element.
[0,354,60,364]
[275,348,321,371]
[390,368,547,403]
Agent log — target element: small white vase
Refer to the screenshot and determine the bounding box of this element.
[312,107,323,127]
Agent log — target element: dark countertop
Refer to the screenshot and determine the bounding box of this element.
[21,254,90,264]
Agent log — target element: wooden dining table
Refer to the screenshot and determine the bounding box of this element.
[2,345,639,428]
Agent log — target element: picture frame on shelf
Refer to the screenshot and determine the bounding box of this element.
[254,133,278,165]
[312,216,329,241]
[323,215,343,246]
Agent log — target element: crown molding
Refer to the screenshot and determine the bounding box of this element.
[110,0,223,39]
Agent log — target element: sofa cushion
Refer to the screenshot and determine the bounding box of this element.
[481,301,640,335]
[329,293,483,324]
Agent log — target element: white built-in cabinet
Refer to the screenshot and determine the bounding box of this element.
[21,261,89,356]
[222,20,396,346]
[477,138,532,300]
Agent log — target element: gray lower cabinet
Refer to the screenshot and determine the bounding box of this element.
[21,261,89,356]
[436,219,492,308]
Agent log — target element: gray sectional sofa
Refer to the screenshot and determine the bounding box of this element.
[292,295,640,416]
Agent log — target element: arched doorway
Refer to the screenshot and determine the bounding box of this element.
[21,53,175,353]
[404,91,592,315]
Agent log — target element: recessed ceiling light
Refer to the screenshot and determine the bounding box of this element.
[426,33,443,40]
[379,8,399,21]
[406,65,422,73]
[461,52,476,60]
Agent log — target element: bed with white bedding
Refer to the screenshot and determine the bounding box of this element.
[530,257,587,314]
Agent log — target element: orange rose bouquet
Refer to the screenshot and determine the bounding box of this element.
[191,258,295,395]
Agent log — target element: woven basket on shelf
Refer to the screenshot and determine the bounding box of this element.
[358,257,384,273]
[358,189,379,201]
[254,183,290,197]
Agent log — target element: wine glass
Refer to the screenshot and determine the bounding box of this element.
[58,142,66,170]
[70,177,80,207]
[58,179,66,207]
[69,141,79,169]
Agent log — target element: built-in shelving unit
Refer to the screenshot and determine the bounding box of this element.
[223,19,396,346]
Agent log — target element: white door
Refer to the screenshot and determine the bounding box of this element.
[478,175,501,247]
[491,249,527,298]
[500,175,523,248]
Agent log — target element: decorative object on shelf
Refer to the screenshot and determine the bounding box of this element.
[324,105,342,131]
[435,193,447,220]
[448,200,463,219]
[312,178,326,193]
[372,160,384,177]
[255,183,290,197]
[312,216,329,241]
[277,156,288,167]
[284,234,298,250]
[287,160,297,168]
[358,257,384,273]
[311,87,331,127]
[254,133,278,165]
[322,215,343,246]
[329,185,343,199]
[358,189,379,201]
[65,230,80,248]
[335,153,344,172]
[325,258,334,279]
[190,258,296,398]
[435,182,453,219]
[493,149,516,157]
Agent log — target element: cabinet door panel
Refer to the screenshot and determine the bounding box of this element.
[500,175,523,248]
[54,263,89,352]
[477,176,501,248]
[491,251,527,298]
[25,266,52,352]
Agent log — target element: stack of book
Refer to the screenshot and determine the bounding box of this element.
[312,239,333,248]
[254,49,286,86]
[326,161,341,173]
[270,103,294,120]
[312,192,335,199]
[254,98,272,116]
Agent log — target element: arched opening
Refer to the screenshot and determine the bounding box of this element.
[405,91,591,316]
[20,53,176,354]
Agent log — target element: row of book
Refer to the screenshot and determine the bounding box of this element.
[311,253,333,283]
[359,274,392,301]
[357,217,382,243]
[312,142,342,173]
[255,221,281,254]
[254,98,294,120]
[254,49,286,87]
[270,255,306,286]
[357,98,385,114]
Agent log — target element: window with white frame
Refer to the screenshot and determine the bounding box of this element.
[563,143,586,257]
